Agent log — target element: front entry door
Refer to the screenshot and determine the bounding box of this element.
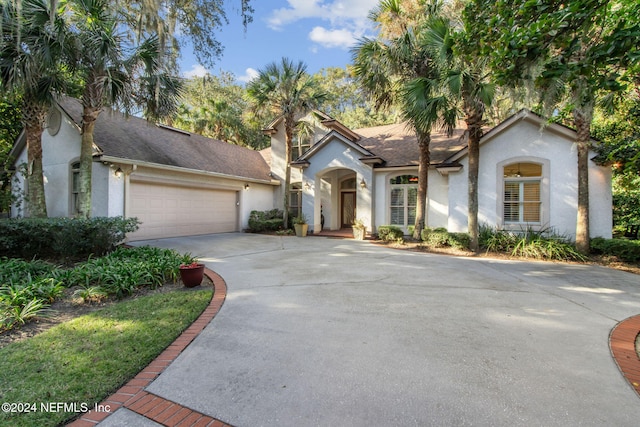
[341,191,356,228]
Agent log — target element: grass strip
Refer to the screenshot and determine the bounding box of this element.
[0,288,212,427]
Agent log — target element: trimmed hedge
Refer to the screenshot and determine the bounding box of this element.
[591,237,640,263]
[421,227,471,250]
[247,209,285,232]
[0,216,139,260]
[377,225,404,242]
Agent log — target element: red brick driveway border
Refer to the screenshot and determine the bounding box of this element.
[610,314,640,398]
[67,268,233,427]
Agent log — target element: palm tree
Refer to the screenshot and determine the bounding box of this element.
[425,16,495,252]
[247,57,325,229]
[66,0,181,218]
[352,0,456,240]
[0,0,68,217]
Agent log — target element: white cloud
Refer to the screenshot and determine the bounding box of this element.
[237,68,260,83]
[182,64,210,79]
[308,26,358,49]
[267,0,378,31]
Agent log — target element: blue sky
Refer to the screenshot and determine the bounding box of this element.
[180,0,380,83]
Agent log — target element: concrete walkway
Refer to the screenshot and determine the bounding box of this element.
[74,233,640,426]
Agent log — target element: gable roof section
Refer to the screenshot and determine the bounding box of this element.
[263,110,360,142]
[58,97,272,182]
[354,122,468,167]
[291,129,376,168]
[445,109,595,163]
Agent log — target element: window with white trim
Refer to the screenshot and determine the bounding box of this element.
[292,135,311,159]
[289,182,302,219]
[503,163,542,224]
[71,161,80,216]
[389,175,418,229]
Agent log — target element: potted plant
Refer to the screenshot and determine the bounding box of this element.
[293,214,308,237]
[179,259,205,288]
[352,219,366,240]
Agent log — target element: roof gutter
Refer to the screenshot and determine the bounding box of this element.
[98,155,280,186]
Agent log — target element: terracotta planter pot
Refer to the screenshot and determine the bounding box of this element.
[179,264,205,287]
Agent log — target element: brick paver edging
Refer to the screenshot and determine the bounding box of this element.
[67,268,233,427]
[610,314,640,399]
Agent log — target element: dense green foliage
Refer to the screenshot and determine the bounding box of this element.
[377,225,405,242]
[0,245,194,332]
[0,97,22,213]
[591,237,640,263]
[591,96,640,228]
[478,226,586,261]
[421,227,470,250]
[0,216,139,259]
[173,72,269,149]
[247,209,285,232]
[0,287,212,427]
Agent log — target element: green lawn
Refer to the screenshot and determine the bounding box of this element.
[0,288,212,427]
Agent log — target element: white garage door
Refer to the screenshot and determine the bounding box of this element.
[128,181,238,240]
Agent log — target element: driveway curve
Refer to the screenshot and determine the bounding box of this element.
[133,233,640,426]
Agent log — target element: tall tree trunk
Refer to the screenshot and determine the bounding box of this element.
[283,116,294,229]
[413,130,430,240]
[78,106,101,218]
[573,105,592,254]
[465,103,484,253]
[22,101,48,218]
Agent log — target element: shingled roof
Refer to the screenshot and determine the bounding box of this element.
[353,122,468,167]
[58,97,272,182]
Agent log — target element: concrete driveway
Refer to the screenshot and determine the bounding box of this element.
[129,233,640,426]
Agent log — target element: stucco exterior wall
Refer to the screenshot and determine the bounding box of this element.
[300,137,374,233]
[10,143,27,218]
[11,115,119,219]
[447,118,612,239]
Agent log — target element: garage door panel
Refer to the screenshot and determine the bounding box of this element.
[129,182,238,240]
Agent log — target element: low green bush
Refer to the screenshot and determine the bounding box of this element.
[247,209,285,232]
[420,228,470,250]
[479,226,585,261]
[0,246,190,331]
[0,259,64,331]
[0,216,139,260]
[66,246,185,298]
[377,225,404,242]
[591,237,640,263]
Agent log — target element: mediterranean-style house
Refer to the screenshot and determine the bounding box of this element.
[9,97,613,241]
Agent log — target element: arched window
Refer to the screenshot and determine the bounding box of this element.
[503,162,542,224]
[389,175,418,229]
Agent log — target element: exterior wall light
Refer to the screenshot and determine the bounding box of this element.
[114,167,123,178]
[360,178,366,189]
[244,184,250,190]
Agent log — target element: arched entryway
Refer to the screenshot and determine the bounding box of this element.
[313,168,359,232]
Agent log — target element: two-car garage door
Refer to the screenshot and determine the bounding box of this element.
[128,181,239,240]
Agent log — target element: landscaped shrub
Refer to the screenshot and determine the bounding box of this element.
[0,259,64,331]
[247,209,284,232]
[420,227,471,250]
[479,226,585,261]
[0,216,139,260]
[0,246,191,331]
[66,246,185,298]
[377,225,404,242]
[447,233,471,250]
[591,237,640,263]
